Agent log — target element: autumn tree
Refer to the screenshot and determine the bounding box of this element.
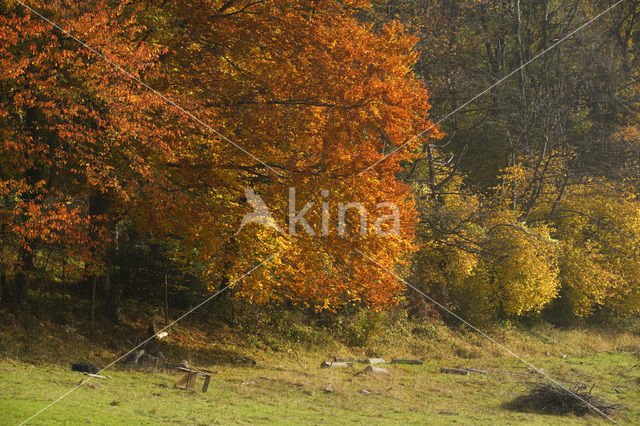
[137,0,441,310]
[1,0,441,312]
[0,0,178,312]
[372,0,640,319]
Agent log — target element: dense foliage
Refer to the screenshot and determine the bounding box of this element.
[1,0,638,323]
[377,0,640,320]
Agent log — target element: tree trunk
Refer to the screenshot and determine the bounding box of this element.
[14,251,33,307]
[106,271,123,324]
[14,271,27,307]
[164,273,169,326]
[0,271,7,305]
[91,275,97,322]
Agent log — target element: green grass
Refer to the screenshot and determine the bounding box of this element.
[2,306,639,424]
[2,350,639,425]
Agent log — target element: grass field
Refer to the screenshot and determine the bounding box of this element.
[2,350,639,425]
[1,308,639,424]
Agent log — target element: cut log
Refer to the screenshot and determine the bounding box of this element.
[363,358,386,365]
[391,359,423,365]
[333,357,354,363]
[494,369,529,376]
[463,368,488,375]
[320,361,353,368]
[362,366,389,375]
[440,368,469,375]
[71,363,100,374]
[231,356,257,365]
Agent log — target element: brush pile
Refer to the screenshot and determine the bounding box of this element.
[505,382,621,417]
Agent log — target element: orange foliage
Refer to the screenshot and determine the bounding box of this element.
[145,1,440,309]
[1,1,439,309]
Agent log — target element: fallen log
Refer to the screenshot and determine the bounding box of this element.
[361,366,389,375]
[231,356,257,365]
[363,358,386,365]
[440,368,469,375]
[494,369,531,376]
[333,357,354,363]
[358,386,392,395]
[391,359,423,365]
[463,368,488,375]
[71,363,100,374]
[320,361,353,368]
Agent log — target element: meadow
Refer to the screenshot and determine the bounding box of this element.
[2,310,639,424]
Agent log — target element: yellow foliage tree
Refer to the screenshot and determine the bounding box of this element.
[412,171,560,321]
[554,184,640,316]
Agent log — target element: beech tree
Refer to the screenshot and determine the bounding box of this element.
[1,0,441,311]
[0,0,174,309]
[142,0,441,309]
